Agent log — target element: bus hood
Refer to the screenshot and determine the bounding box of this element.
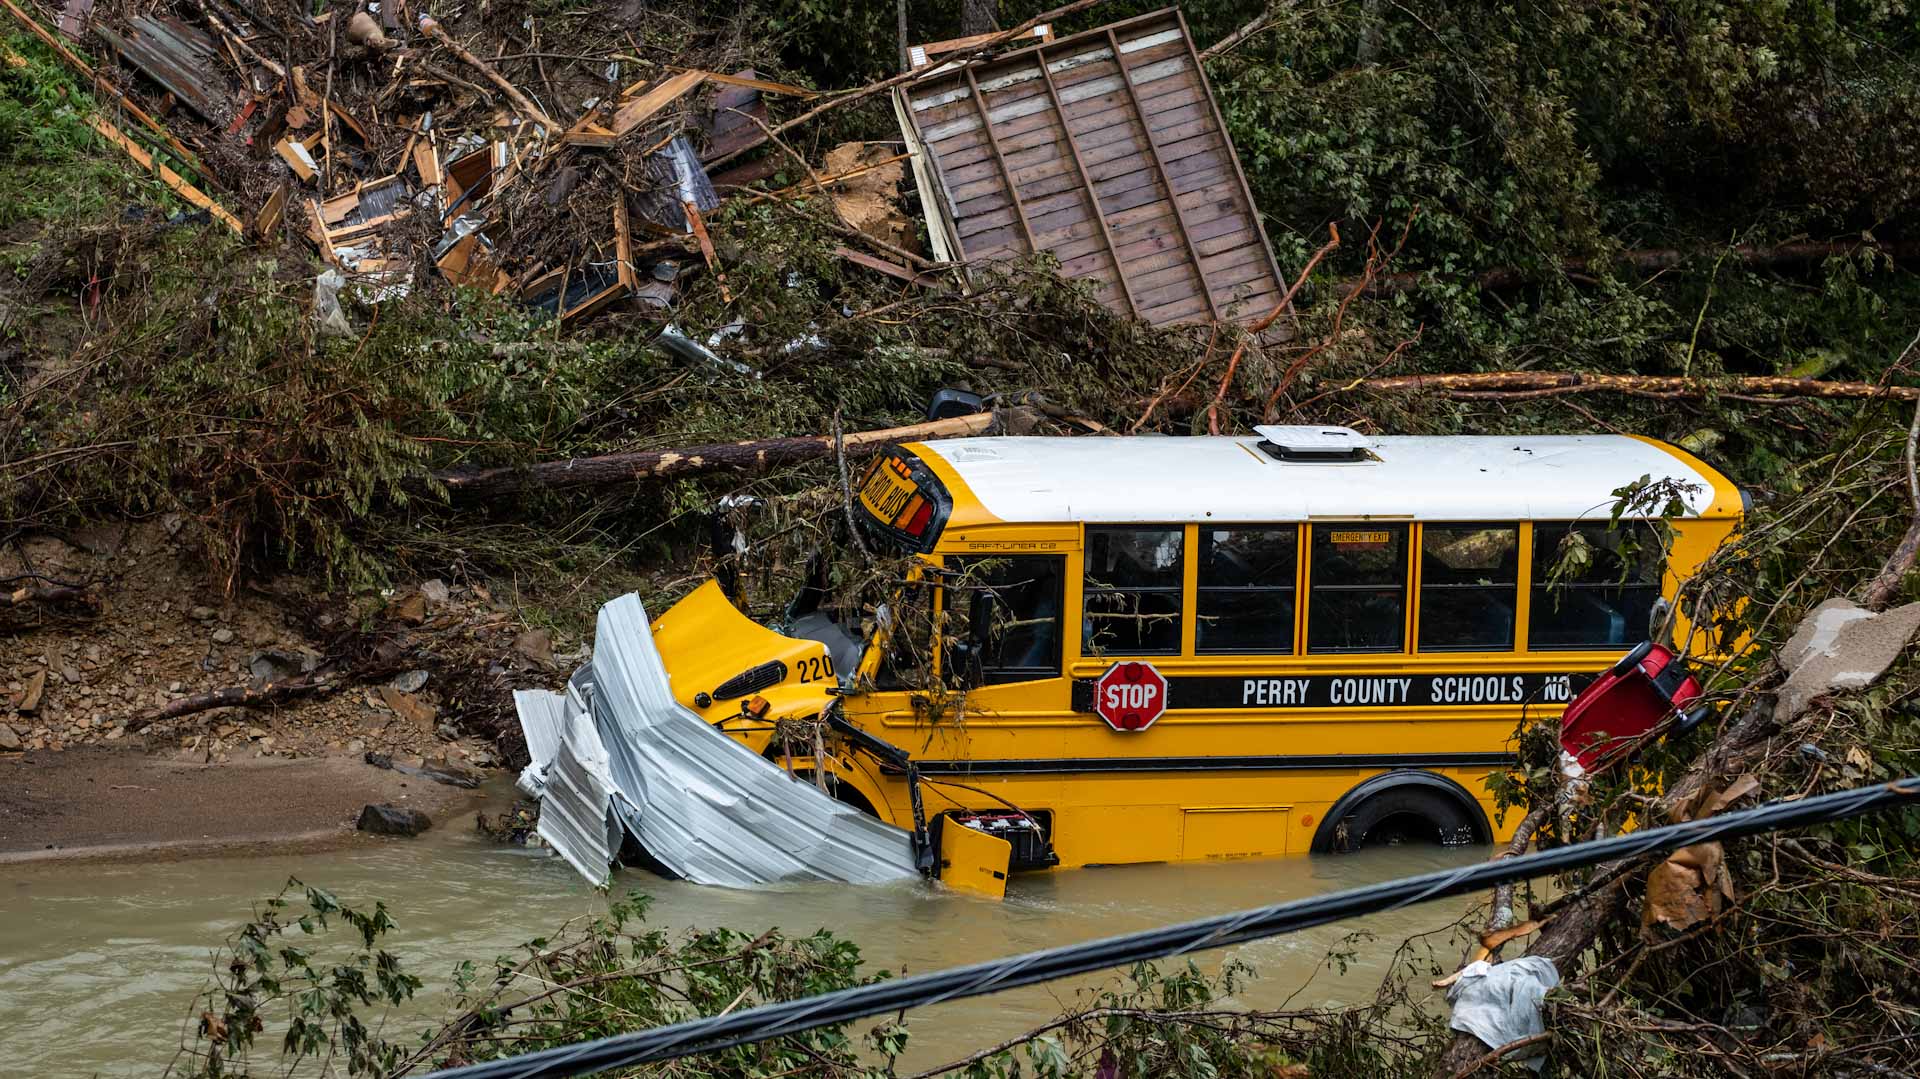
[647,580,842,723]
[513,592,918,887]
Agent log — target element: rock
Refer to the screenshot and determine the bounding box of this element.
[0,724,21,751]
[190,605,216,621]
[436,721,460,741]
[18,670,45,714]
[211,628,236,644]
[378,686,437,729]
[248,651,302,684]
[357,803,431,837]
[162,512,185,536]
[513,628,555,668]
[388,591,428,625]
[168,681,183,693]
[61,665,83,685]
[246,726,268,740]
[420,579,451,604]
[105,727,123,741]
[346,10,389,48]
[390,669,430,693]
[347,738,366,753]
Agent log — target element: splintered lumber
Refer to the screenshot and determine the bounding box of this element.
[1345,371,1920,402]
[431,411,999,499]
[86,114,243,233]
[416,15,555,131]
[603,68,705,138]
[694,70,817,97]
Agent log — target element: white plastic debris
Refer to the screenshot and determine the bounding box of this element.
[1445,957,1561,1071]
[312,269,353,337]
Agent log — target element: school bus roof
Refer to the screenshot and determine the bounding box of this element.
[907,434,1743,526]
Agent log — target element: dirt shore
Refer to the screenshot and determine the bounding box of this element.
[0,745,492,863]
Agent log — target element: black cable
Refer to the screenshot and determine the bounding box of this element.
[426,778,1920,1079]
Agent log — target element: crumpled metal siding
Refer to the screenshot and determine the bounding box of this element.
[516,593,918,887]
[535,706,622,884]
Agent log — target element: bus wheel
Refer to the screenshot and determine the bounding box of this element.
[1311,771,1491,854]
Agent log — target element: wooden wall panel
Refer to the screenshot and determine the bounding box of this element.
[901,8,1285,329]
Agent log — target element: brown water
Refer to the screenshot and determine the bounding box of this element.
[0,801,1482,1077]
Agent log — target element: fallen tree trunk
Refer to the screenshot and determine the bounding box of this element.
[1343,238,1920,296]
[126,672,343,732]
[1,582,98,612]
[1346,372,1918,402]
[429,411,999,500]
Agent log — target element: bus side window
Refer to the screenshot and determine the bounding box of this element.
[874,573,937,691]
[1528,522,1665,650]
[1084,527,1184,655]
[1418,524,1519,651]
[947,556,1066,684]
[1306,524,1408,653]
[1197,527,1297,653]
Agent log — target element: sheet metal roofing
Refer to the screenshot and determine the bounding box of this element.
[918,435,1735,524]
[897,8,1284,327]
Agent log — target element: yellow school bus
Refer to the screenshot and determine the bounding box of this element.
[648,426,1743,872]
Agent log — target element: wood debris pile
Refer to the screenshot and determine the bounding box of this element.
[5,0,1302,338]
[4,0,830,329]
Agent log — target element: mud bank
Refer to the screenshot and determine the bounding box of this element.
[0,745,491,863]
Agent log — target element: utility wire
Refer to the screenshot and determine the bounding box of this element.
[426,777,1920,1079]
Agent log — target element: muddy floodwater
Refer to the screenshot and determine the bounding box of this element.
[1,792,1483,1076]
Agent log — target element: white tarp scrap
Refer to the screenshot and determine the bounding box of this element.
[514,593,919,887]
[1446,957,1561,1071]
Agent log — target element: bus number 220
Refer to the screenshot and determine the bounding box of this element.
[797,655,835,683]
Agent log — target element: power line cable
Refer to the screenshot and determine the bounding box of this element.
[426,777,1920,1079]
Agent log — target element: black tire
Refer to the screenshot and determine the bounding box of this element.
[1612,640,1655,678]
[1315,774,1490,854]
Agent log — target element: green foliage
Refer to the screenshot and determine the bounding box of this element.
[170,879,422,1078]
[0,34,166,228]
[174,884,900,1078]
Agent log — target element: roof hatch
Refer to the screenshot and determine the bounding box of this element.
[1251,425,1378,463]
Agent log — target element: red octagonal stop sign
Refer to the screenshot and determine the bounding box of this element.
[1094,661,1168,732]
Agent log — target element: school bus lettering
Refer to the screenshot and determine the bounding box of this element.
[1430,675,1527,704]
[1242,677,1312,705]
[1328,677,1414,705]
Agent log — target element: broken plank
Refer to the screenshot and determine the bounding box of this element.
[614,197,635,289]
[606,68,706,138]
[835,245,944,288]
[691,69,818,97]
[86,114,241,233]
[254,184,288,239]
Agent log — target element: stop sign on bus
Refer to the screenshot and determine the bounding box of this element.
[1094,661,1168,732]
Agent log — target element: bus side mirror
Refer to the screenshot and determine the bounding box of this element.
[1648,597,1674,648]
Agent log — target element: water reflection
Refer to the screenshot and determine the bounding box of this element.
[0,810,1480,1076]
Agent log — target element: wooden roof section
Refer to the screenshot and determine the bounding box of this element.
[897,8,1286,327]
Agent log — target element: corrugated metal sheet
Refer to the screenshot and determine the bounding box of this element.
[898,8,1285,327]
[95,16,225,123]
[515,594,919,887]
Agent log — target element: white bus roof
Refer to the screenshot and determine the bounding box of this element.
[917,434,1737,525]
